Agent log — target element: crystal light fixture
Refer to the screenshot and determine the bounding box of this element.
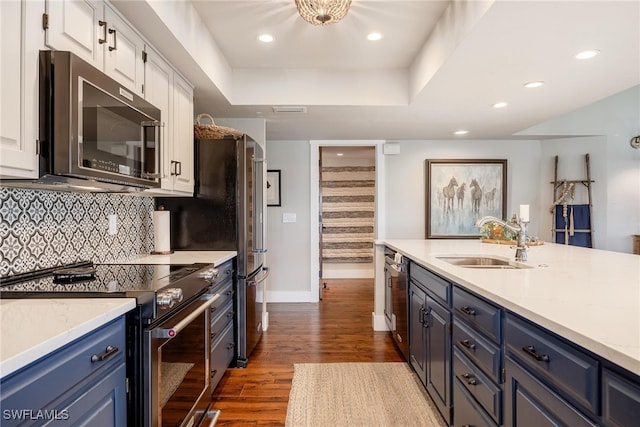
[295,0,352,25]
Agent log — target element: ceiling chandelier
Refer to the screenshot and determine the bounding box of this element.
[295,0,352,25]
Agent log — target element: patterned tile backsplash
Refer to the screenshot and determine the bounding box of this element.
[0,188,154,277]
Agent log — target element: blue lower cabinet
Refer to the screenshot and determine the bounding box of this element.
[602,368,640,427]
[1,318,127,427]
[453,347,502,424]
[504,356,597,427]
[453,375,498,427]
[409,280,452,424]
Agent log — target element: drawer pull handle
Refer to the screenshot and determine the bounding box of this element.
[461,373,478,386]
[211,369,218,379]
[226,290,234,296]
[91,345,119,363]
[460,339,476,350]
[523,345,550,362]
[226,343,235,350]
[460,306,476,316]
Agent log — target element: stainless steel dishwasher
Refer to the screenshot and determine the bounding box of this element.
[384,248,408,360]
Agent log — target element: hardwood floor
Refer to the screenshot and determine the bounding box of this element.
[211,278,404,426]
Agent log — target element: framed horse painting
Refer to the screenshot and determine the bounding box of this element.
[425,159,507,238]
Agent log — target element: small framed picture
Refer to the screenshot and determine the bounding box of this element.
[425,159,507,238]
[267,170,281,206]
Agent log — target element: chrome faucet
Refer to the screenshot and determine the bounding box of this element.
[475,216,529,262]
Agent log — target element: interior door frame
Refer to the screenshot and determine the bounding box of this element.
[309,140,386,304]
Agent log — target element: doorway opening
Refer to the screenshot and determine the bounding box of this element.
[319,146,376,298]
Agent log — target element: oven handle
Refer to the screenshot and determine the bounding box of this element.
[247,267,269,287]
[151,293,220,339]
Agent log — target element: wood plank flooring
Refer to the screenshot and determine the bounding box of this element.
[211,278,404,426]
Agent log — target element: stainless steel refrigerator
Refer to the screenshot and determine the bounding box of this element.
[157,134,266,367]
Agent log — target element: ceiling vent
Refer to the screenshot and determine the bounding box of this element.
[272,106,307,113]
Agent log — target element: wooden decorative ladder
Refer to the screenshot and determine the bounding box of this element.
[551,154,595,247]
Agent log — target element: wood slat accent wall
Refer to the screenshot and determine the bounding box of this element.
[321,166,375,263]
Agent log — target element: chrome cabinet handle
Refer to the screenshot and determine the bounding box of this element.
[91,345,119,363]
[98,20,107,44]
[523,345,550,362]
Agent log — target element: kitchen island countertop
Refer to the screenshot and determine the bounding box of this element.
[0,298,135,378]
[383,239,640,376]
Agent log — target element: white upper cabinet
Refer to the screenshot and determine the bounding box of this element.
[1,0,38,178]
[143,46,194,195]
[44,0,144,96]
[171,73,195,194]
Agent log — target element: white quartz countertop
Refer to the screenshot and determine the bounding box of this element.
[115,250,237,266]
[0,298,135,378]
[383,239,640,376]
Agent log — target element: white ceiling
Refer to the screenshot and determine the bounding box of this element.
[144,1,640,141]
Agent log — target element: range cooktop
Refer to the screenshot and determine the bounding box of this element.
[0,261,217,323]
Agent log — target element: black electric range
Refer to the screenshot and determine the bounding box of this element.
[0,261,218,325]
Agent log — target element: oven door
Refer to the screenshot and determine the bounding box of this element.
[144,294,219,427]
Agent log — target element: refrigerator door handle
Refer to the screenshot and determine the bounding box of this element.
[247,267,269,287]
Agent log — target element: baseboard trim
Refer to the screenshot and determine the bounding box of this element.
[372,313,389,331]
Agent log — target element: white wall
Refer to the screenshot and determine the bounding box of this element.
[384,140,542,239]
[264,141,313,302]
[524,85,640,252]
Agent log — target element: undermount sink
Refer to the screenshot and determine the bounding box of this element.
[436,256,533,270]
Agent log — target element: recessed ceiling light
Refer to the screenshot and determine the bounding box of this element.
[454,130,468,135]
[492,102,508,109]
[336,153,344,156]
[524,81,544,88]
[257,34,274,43]
[367,32,383,41]
[575,49,600,60]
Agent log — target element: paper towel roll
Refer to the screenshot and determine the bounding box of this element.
[152,209,172,254]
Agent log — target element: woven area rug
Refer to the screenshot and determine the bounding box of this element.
[285,362,446,427]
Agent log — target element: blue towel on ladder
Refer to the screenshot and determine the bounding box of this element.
[555,204,592,248]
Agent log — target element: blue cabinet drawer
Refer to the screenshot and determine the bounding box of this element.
[211,260,234,289]
[602,368,640,427]
[505,313,599,413]
[453,347,502,424]
[453,286,502,344]
[453,374,498,427]
[505,356,597,427]
[210,323,235,391]
[410,262,450,305]
[210,281,234,317]
[453,320,502,384]
[0,318,126,426]
[210,301,234,343]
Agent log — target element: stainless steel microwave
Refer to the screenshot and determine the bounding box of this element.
[29,50,162,192]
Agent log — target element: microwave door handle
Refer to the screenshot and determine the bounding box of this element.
[141,120,162,180]
[151,294,219,339]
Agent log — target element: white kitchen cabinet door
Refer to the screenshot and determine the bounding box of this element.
[143,46,174,191]
[44,0,144,96]
[103,4,144,96]
[1,0,37,177]
[171,73,195,194]
[45,0,104,70]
